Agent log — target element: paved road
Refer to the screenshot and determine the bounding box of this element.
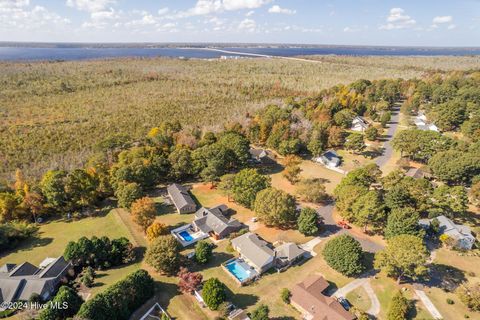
[375,106,401,168]
[199,47,324,64]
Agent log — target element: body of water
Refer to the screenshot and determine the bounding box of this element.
[0,46,479,61]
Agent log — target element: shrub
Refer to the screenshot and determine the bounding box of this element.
[202,278,227,310]
[387,291,410,320]
[280,288,291,304]
[250,304,270,320]
[297,207,320,236]
[76,269,154,320]
[63,236,135,268]
[457,283,480,311]
[195,240,213,264]
[39,286,83,320]
[323,234,365,276]
[0,222,38,253]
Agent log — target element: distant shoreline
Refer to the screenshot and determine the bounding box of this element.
[1,42,480,50]
[1,45,479,62]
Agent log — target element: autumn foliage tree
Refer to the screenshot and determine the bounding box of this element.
[130,197,157,231]
[178,267,203,294]
[283,155,302,184]
[146,221,168,241]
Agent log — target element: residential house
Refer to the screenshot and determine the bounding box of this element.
[316,150,341,168]
[405,167,427,179]
[350,116,369,132]
[230,232,306,274]
[0,256,72,310]
[274,242,306,269]
[419,215,476,250]
[249,148,276,165]
[414,112,439,132]
[231,232,275,273]
[290,275,356,320]
[167,183,197,214]
[192,205,243,240]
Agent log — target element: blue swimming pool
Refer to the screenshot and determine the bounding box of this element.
[225,260,253,282]
[179,230,193,242]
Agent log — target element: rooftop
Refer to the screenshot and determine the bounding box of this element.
[167,183,196,210]
[291,275,355,320]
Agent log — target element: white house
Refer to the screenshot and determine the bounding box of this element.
[420,215,476,250]
[315,150,341,168]
[350,116,369,132]
[414,112,439,132]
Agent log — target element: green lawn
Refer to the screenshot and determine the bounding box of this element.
[0,211,132,266]
[346,286,371,312]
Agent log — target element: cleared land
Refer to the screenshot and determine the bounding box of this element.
[1,55,474,180]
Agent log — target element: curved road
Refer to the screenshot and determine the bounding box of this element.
[315,105,402,253]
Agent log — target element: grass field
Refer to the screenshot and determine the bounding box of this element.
[0,211,132,266]
[3,55,474,181]
[346,286,371,312]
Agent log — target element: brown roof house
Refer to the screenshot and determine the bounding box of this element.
[167,183,197,214]
[291,275,355,320]
[0,256,72,310]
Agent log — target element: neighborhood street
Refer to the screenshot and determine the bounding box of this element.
[375,105,401,168]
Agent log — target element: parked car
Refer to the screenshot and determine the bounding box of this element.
[337,297,351,310]
[337,220,351,229]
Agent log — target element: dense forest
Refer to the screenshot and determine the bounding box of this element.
[1,56,477,181]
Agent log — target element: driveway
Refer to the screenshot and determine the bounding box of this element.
[332,277,380,317]
[300,237,322,257]
[375,106,400,168]
[316,203,384,253]
[415,289,443,319]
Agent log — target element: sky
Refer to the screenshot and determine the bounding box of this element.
[0,0,479,46]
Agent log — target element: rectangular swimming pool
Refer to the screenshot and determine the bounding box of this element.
[179,230,193,242]
[225,259,256,283]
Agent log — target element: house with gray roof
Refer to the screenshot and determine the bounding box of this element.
[192,205,243,240]
[230,232,306,274]
[274,242,307,269]
[350,116,369,132]
[167,183,197,214]
[249,148,276,165]
[0,256,72,310]
[316,150,341,168]
[420,215,476,250]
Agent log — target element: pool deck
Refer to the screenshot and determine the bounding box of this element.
[171,224,209,247]
[222,257,259,286]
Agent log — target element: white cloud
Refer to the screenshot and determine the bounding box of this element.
[238,18,256,32]
[0,2,70,30]
[180,0,271,17]
[66,0,115,13]
[433,16,452,24]
[430,16,454,30]
[268,5,295,15]
[380,7,416,30]
[245,10,254,16]
[158,7,169,15]
[0,0,29,8]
